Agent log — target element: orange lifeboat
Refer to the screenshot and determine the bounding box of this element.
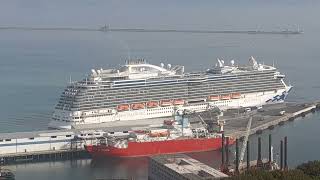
[117,104,130,111]
[149,131,169,137]
[160,100,173,107]
[173,99,185,105]
[208,95,220,101]
[220,94,231,100]
[146,101,159,108]
[231,93,241,99]
[131,103,145,110]
[160,131,169,136]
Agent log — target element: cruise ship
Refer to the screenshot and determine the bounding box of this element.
[49,57,292,129]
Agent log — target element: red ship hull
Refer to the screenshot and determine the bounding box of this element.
[85,137,234,158]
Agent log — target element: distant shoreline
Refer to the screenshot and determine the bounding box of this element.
[0,26,303,35]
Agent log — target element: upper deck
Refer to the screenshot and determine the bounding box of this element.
[83,57,277,84]
[89,59,185,82]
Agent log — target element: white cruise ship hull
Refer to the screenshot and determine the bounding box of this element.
[48,87,291,129]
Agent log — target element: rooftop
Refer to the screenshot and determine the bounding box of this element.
[151,154,228,179]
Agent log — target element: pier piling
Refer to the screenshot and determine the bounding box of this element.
[221,133,225,171]
[226,137,229,168]
[280,140,283,170]
[257,137,263,167]
[246,140,250,171]
[284,136,288,170]
[235,139,239,174]
[269,134,272,164]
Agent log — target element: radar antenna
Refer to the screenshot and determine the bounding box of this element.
[230,60,235,66]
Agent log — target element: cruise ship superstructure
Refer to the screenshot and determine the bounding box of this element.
[49,57,292,129]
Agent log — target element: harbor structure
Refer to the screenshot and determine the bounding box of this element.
[0,101,317,164]
[149,154,228,180]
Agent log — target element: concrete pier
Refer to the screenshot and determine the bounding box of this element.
[0,101,318,165]
[220,102,318,138]
[0,149,88,164]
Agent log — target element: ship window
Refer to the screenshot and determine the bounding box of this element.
[5,139,11,141]
[29,137,34,140]
[51,136,57,138]
[88,133,93,136]
[66,135,72,137]
[0,139,3,142]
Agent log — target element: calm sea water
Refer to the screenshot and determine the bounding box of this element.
[1,0,320,179]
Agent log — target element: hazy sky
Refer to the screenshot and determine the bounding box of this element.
[0,0,319,30]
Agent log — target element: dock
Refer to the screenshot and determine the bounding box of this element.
[0,101,319,165]
[0,149,87,164]
[221,102,318,138]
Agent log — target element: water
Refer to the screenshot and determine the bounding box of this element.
[1,0,320,179]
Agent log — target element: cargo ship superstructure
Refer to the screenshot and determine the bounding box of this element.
[49,57,292,129]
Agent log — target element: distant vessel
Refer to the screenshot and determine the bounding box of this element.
[49,57,292,129]
[85,120,234,157]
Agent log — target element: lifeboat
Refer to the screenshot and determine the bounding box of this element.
[173,99,185,105]
[134,130,148,134]
[208,95,220,101]
[131,103,145,110]
[149,131,169,137]
[160,131,169,136]
[231,93,241,99]
[220,94,231,100]
[160,100,173,106]
[146,101,159,108]
[117,104,130,111]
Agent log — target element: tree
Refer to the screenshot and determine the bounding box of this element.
[297,160,320,177]
[224,169,313,180]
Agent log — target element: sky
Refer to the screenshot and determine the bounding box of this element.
[0,0,319,30]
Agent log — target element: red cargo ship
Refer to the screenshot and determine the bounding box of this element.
[85,120,234,158]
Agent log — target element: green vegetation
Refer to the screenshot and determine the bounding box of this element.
[297,161,320,178]
[224,161,320,180]
[225,169,313,180]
